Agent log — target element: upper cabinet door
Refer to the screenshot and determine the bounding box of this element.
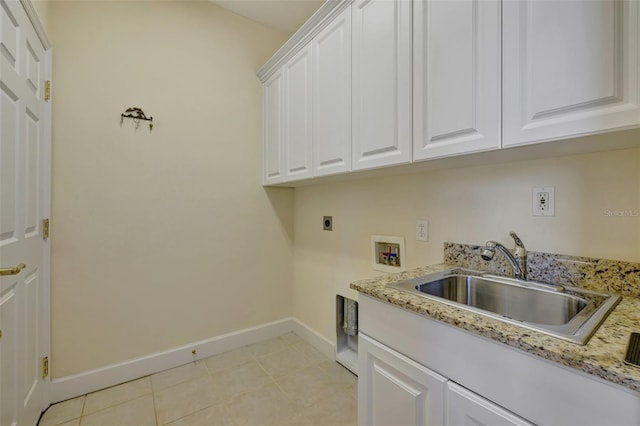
[263,68,284,184]
[312,6,352,177]
[503,0,640,147]
[352,0,412,170]
[413,0,501,161]
[284,45,313,181]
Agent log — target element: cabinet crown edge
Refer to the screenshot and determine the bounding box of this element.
[257,0,352,83]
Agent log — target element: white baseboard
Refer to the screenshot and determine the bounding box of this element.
[50,317,337,403]
[290,317,336,361]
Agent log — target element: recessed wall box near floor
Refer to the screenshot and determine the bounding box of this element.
[371,235,406,273]
[336,295,358,375]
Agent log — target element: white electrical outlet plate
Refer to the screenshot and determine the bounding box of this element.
[416,220,429,241]
[532,187,555,216]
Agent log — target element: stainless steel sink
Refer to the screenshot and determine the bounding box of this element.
[389,269,620,344]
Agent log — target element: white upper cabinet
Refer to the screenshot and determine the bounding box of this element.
[263,68,284,184]
[260,0,640,185]
[413,0,501,160]
[284,44,313,181]
[503,0,640,147]
[352,0,412,170]
[312,6,352,177]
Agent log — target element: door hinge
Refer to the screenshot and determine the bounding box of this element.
[43,218,50,239]
[42,356,49,378]
[44,80,51,101]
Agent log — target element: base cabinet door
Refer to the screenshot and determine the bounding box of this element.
[359,334,447,426]
[446,382,534,426]
[503,0,640,146]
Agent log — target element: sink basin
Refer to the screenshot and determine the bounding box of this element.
[415,275,586,325]
[389,269,620,344]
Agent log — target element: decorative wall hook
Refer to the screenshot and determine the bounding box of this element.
[120,107,153,131]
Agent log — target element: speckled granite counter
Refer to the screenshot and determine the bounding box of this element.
[350,261,640,394]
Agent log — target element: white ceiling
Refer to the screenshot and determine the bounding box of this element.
[212,0,325,35]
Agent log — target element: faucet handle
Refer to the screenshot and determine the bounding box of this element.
[509,231,526,256]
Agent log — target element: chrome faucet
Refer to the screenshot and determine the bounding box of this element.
[481,231,527,280]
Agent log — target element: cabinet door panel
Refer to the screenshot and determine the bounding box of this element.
[352,0,412,170]
[312,7,352,177]
[284,45,313,181]
[263,69,284,184]
[359,333,446,426]
[446,382,534,426]
[503,0,640,146]
[413,0,500,160]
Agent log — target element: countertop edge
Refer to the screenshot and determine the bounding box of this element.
[350,263,640,394]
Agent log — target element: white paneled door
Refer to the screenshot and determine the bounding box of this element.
[0,1,51,425]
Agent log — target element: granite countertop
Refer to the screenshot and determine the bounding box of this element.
[350,262,640,394]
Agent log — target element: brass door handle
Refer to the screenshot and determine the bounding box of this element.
[0,263,26,276]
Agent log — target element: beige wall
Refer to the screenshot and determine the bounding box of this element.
[48,1,292,377]
[44,0,640,379]
[31,1,51,37]
[293,147,640,341]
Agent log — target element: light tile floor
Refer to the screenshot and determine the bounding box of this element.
[38,333,358,426]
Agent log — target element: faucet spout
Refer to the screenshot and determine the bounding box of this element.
[481,232,527,280]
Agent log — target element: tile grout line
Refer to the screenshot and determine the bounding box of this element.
[201,353,243,426]
[79,378,155,419]
[253,336,345,425]
[80,394,154,424]
[249,341,293,401]
[43,395,85,426]
[154,362,214,426]
[42,334,356,426]
[206,343,275,426]
[248,338,319,425]
[150,377,159,426]
[79,395,86,425]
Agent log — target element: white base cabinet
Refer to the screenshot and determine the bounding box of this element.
[358,333,533,426]
[358,334,446,426]
[446,382,533,426]
[358,295,640,426]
